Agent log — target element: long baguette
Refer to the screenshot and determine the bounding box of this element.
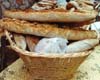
[0,18,97,40]
[3,9,97,22]
[66,39,99,53]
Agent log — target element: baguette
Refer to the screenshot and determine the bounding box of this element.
[76,0,94,6]
[0,18,97,40]
[13,34,26,50]
[3,9,97,22]
[66,39,99,53]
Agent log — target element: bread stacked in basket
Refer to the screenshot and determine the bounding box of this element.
[0,0,99,80]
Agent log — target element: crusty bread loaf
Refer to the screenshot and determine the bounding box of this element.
[3,9,97,22]
[0,18,97,40]
[26,36,40,52]
[67,39,99,53]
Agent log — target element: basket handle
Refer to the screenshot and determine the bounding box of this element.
[4,30,16,47]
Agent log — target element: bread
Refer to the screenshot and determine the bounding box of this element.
[26,36,40,52]
[0,18,97,40]
[67,39,99,53]
[3,9,97,22]
[13,34,26,50]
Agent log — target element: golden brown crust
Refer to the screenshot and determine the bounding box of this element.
[26,36,40,52]
[3,9,98,22]
[0,18,97,40]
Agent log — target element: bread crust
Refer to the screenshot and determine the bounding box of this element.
[0,18,97,40]
[3,9,97,22]
[26,36,40,52]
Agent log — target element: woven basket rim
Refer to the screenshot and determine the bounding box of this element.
[10,45,92,58]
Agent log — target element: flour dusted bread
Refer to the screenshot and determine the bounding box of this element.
[66,39,99,53]
[0,18,97,40]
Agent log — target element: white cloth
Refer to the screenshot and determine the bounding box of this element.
[34,37,68,54]
[88,22,100,39]
[57,0,67,9]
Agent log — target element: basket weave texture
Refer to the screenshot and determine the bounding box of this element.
[11,45,91,80]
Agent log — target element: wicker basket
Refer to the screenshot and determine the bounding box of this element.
[10,45,91,80]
